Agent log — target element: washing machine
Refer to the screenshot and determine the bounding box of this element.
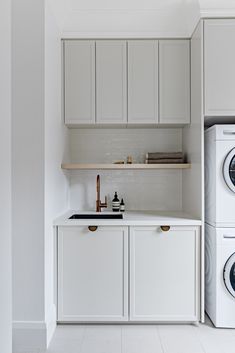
[205,224,235,327]
[205,125,235,227]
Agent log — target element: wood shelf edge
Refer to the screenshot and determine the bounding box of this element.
[61,163,191,170]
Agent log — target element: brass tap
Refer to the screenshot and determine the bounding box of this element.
[96,175,107,212]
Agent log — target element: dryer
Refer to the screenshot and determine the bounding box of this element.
[205,125,235,227]
[205,224,235,328]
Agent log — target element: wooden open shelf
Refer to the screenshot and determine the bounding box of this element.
[61,163,191,170]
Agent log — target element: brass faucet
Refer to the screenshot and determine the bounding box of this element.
[96,175,107,212]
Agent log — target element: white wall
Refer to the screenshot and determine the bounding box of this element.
[48,0,235,38]
[12,0,69,350]
[48,0,200,38]
[0,0,12,352]
[44,0,69,344]
[12,0,46,351]
[69,128,183,211]
[199,0,235,17]
[182,22,204,220]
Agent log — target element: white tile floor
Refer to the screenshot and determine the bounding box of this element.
[43,317,235,353]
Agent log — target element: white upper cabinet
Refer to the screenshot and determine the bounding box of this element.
[96,41,127,124]
[63,39,191,126]
[64,40,95,125]
[128,40,158,124]
[204,20,235,116]
[159,40,190,124]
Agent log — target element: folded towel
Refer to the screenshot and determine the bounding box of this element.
[146,152,183,160]
[145,158,184,164]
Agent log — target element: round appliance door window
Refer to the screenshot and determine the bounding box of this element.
[223,148,235,193]
[223,253,235,298]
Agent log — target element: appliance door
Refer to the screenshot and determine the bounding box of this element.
[224,252,235,298]
[223,147,235,193]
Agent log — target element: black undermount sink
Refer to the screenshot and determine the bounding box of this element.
[69,213,123,220]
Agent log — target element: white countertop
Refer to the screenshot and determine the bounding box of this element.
[54,210,202,226]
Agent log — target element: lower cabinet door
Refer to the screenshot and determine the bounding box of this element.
[58,226,128,322]
[130,226,199,322]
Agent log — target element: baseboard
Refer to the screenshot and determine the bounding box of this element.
[12,321,47,353]
[46,304,57,346]
[12,305,57,353]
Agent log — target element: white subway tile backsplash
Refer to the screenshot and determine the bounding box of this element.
[68,128,183,211]
[69,170,182,211]
[69,128,182,163]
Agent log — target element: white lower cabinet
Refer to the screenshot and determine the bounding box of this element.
[58,226,128,322]
[130,226,200,322]
[58,225,200,322]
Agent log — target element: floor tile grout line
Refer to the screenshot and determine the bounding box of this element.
[79,325,87,353]
[189,323,207,353]
[120,325,123,353]
[155,325,166,353]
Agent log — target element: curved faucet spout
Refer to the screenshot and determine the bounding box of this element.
[96,174,107,212]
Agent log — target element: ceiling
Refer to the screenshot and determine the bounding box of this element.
[47,0,235,37]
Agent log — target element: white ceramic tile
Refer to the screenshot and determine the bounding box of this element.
[46,338,83,353]
[122,325,157,337]
[83,325,121,339]
[68,128,183,212]
[69,128,182,164]
[44,322,235,353]
[193,320,235,353]
[69,169,182,211]
[53,325,85,340]
[122,325,163,353]
[158,324,205,353]
[80,325,121,353]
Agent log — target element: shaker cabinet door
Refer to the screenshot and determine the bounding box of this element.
[159,40,190,124]
[58,226,128,322]
[204,20,235,116]
[64,40,95,125]
[96,41,127,124]
[130,226,199,321]
[128,40,158,124]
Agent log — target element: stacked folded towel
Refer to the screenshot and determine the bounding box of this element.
[145,152,184,164]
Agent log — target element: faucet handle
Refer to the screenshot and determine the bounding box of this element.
[100,196,107,209]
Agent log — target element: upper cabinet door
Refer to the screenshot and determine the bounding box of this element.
[64,41,95,125]
[204,20,235,116]
[128,40,158,124]
[96,41,127,124]
[159,40,190,124]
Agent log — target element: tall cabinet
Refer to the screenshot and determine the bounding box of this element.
[204,19,235,116]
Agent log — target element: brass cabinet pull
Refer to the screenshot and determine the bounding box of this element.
[160,225,170,232]
[88,226,98,232]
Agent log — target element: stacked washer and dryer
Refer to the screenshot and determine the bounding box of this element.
[205,125,235,328]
